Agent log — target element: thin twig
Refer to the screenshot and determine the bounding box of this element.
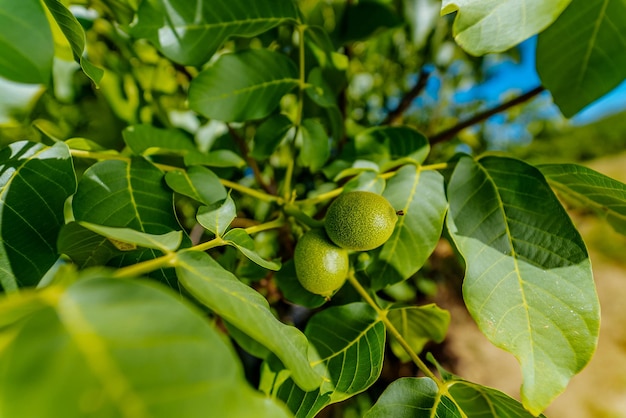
[382,68,432,126]
[429,85,546,145]
[227,124,277,195]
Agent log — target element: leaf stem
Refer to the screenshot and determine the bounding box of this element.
[220,179,284,204]
[347,273,443,386]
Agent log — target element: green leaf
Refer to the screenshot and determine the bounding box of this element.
[335,1,402,43]
[273,260,327,308]
[189,49,299,122]
[299,119,329,173]
[446,155,600,415]
[42,0,104,85]
[184,150,246,168]
[0,141,76,291]
[123,124,197,156]
[165,166,227,206]
[132,0,299,66]
[0,0,53,84]
[343,171,386,194]
[353,126,430,169]
[223,229,281,271]
[196,195,236,237]
[175,250,322,392]
[251,114,293,160]
[539,163,626,235]
[275,303,385,418]
[387,304,450,362]
[367,165,448,290]
[0,275,291,418]
[78,222,183,252]
[441,0,571,56]
[72,157,182,284]
[57,222,121,268]
[365,377,545,417]
[536,0,626,117]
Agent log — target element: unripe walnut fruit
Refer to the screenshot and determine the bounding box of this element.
[324,191,398,251]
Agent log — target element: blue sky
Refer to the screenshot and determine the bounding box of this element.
[453,37,626,125]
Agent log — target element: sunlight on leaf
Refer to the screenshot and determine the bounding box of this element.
[446,155,600,415]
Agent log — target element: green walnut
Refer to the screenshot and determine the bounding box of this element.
[294,229,349,298]
[325,191,398,251]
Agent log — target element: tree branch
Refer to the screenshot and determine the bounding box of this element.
[429,85,546,146]
[227,124,277,195]
[382,68,431,126]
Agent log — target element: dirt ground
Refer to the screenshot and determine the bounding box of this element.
[441,155,626,418]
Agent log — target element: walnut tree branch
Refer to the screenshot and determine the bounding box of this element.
[382,68,431,126]
[429,85,546,146]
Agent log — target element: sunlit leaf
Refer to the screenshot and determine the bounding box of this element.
[539,163,626,235]
[0,275,291,418]
[42,0,103,84]
[189,49,299,122]
[446,155,600,415]
[0,141,76,291]
[78,222,183,252]
[0,0,53,84]
[274,303,385,418]
[196,194,236,237]
[367,165,447,290]
[132,0,299,66]
[441,0,571,56]
[223,229,281,271]
[175,250,322,392]
[536,0,626,117]
[164,166,227,206]
[184,150,246,168]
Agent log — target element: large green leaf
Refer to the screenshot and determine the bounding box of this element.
[539,163,626,235]
[132,0,299,66]
[273,303,385,418]
[42,0,104,85]
[0,275,292,418]
[441,0,571,56]
[365,377,546,417]
[0,0,53,84]
[0,141,76,291]
[537,0,626,117]
[188,49,299,122]
[387,304,450,362]
[72,157,181,284]
[446,155,600,415]
[366,165,448,290]
[175,250,322,392]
